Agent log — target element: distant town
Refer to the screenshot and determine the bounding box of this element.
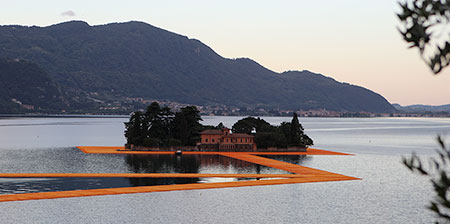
[96,97,450,118]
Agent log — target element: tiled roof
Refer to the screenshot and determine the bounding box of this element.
[227,133,254,138]
[200,129,253,138]
[200,129,223,135]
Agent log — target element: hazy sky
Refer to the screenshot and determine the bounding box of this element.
[2,0,449,105]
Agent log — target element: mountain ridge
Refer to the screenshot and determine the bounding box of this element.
[0,20,395,113]
[392,103,450,113]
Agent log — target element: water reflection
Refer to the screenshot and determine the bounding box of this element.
[258,155,312,165]
[0,177,130,194]
[0,151,292,194]
[0,177,221,194]
[125,154,201,173]
[124,154,290,175]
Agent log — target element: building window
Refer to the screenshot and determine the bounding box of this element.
[245,139,248,143]
[240,139,242,143]
[205,138,208,143]
[212,139,215,143]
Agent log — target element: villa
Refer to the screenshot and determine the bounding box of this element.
[198,128,257,151]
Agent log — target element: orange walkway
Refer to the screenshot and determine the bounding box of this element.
[0,173,302,178]
[76,146,353,155]
[0,147,359,202]
[0,176,355,202]
[220,153,353,178]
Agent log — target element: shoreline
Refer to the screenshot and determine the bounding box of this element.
[0,114,129,118]
[1,114,450,118]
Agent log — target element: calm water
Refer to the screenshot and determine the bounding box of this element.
[0,116,449,223]
[0,151,289,194]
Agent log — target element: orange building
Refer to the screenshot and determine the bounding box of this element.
[198,128,256,151]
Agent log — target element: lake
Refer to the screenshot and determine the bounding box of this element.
[0,116,449,223]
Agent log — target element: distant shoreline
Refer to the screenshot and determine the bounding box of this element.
[0,114,449,118]
[0,114,129,118]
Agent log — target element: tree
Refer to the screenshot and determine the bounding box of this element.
[232,115,313,148]
[289,113,300,144]
[403,136,450,222]
[255,131,288,149]
[125,102,202,147]
[232,118,255,134]
[283,113,314,147]
[232,117,275,134]
[124,102,175,147]
[398,1,450,222]
[143,102,174,146]
[398,0,450,73]
[182,106,203,145]
[172,106,203,146]
[124,111,145,146]
[173,112,189,145]
[216,122,226,129]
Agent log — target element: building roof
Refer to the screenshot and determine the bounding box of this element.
[200,129,223,135]
[199,129,254,138]
[227,133,254,138]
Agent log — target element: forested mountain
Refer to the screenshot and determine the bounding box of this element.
[0,58,67,113]
[0,21,395,113]
[393,104,450,113]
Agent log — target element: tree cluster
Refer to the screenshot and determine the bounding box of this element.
[398,1,450,222]
[398,0,450,74]
[124,102,203,147]
[125,104,313,149]
[232,113,313,148]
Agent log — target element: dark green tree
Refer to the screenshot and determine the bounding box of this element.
[398,1,450,222]
[124,102,176,147]
[232,117,275,134]
[398,0,450,73]
[289,113,302,146]
[216,122,226,129]
[232,118,255,134]
[124,111,145,146]
[173,112,189,145]
[282,113,314,147]
[143,102,174,146]
[233,115,313,148]
[279,122,292,141]
[403,136,450,222]
[255,131,288,149]
[172,106,203,146]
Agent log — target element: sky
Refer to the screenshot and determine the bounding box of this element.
[1,0,449,106]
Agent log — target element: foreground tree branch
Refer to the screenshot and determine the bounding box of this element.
[398,0,450,73]
[403,136,450,222]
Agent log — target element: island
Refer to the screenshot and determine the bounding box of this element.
[124,102,313,152]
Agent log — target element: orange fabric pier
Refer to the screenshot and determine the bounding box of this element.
[76,146,354,155]
[0,173,302,178]
[0,146,359,202]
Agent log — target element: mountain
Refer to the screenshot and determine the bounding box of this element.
[393,104,450,113]
[0,21,395,113]
[0,58,67,113]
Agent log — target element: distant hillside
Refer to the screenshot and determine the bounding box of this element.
[0,21,395,113]
[0,58,67,113]
[393,104,450,113]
